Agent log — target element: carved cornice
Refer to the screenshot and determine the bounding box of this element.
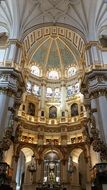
[85,41,98,50]
[9,39,22,48]
[84,40,107,51]
[90,89,107,99]
[0,88,15,96]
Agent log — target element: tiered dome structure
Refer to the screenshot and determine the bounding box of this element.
[0,1,107,190]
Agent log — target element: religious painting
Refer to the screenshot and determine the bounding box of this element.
[49,106,57,119]
[71,103,78,117]
[27,103,35,116]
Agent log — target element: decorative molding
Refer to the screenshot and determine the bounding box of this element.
[23,26,84,56]
[9,39,22,48]
[81,69,107,98]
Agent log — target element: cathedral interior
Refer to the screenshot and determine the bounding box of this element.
[0,0,107,190]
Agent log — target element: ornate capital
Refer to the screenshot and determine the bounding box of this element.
[81,69,107,99]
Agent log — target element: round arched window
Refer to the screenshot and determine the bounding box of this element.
[32,85,40,96]
[48,70,59,80]
[26,81,32,93]
[31,65,40,76]
[46,87,53,97]
[68,67,76,77]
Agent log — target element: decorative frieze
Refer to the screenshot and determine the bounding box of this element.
[23,26,84,55]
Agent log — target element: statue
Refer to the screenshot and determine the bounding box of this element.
[68,155,74,173]
[0,32,8,45]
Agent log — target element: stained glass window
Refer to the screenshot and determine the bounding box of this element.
[68,67,76,77]
[32,85,40,96]
[48,70,59,80]
[31,65,40,76]
[67,86,74,96]
[54,88,60,98]
[74,82,80,93]
[26,81,32,93]
[67,82,80,96]
[46,87,53,97]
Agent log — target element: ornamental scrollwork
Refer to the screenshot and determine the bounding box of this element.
[0,127,13,161]
[14,123,23,143]
[89,112,107,160]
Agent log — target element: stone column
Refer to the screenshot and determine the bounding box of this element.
[4,40,22,68]
[83,146,92,190]
[40,80,46,116]
[0,68,25,141]
[96,94,107,143]
[61,160,68,183]
[11,154,19,190]
[81,69,107,160]
[36,159,43,184]
[85,42,103,67]
[0,92,14,140]
[81,70,107,137]
[61,81,67,113]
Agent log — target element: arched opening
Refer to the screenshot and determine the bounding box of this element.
[16,148,34,190]
[68,148,89,190]
[43,150,61,185]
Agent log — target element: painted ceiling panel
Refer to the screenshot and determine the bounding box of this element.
[31,35,78,70]
[59,37,80,60]
[57,38,75,67]
[47,39,61,68]
[32,38,51,65]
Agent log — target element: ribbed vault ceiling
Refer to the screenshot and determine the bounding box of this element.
[0,0,107,40]
[32,35,79,70]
